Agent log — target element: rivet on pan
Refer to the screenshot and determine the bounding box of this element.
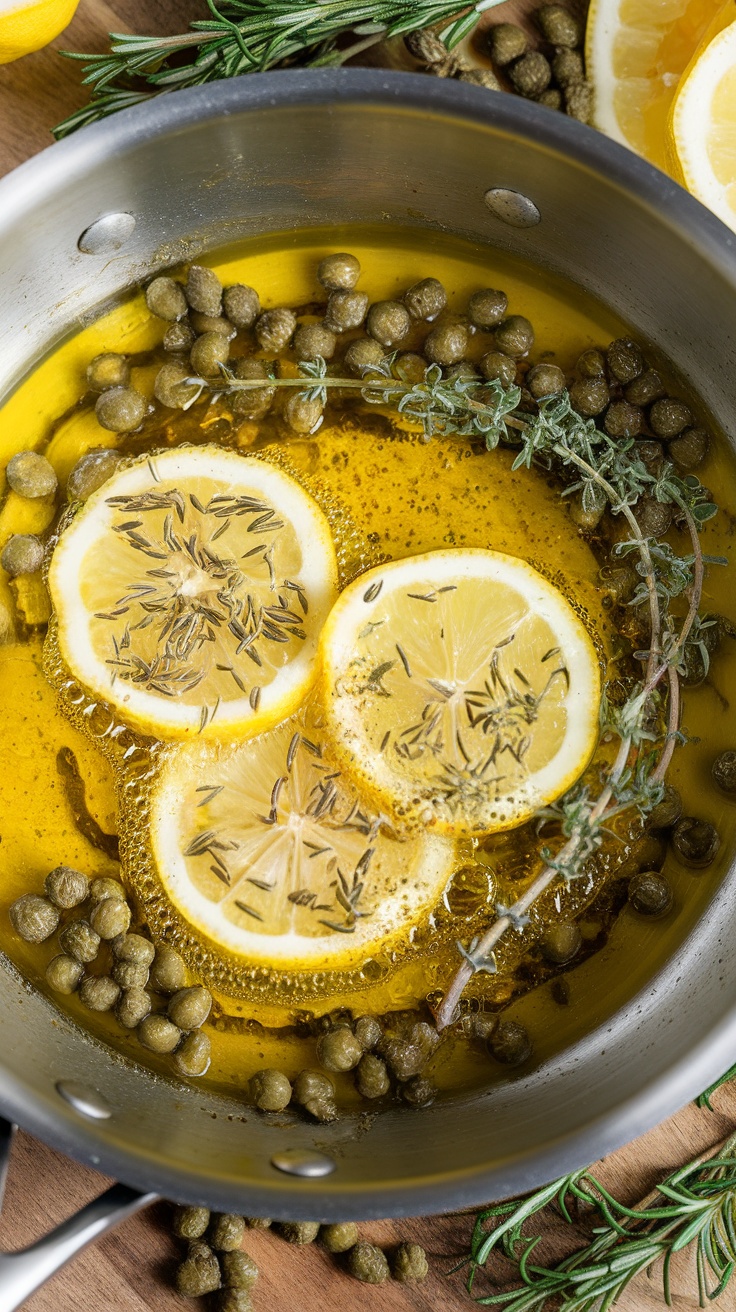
[77,212,136,255]
[270,1148,336,1179]
[484,188,541,228]
[55,1079,112,1121]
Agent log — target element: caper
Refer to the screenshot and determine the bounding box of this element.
[80,975,120,1012]
[577,348,606,377]
[6,452,57,499]
[366,300,411,348]
[669,428,709,470]
[636,495,673,537]
[487,23,527,66]
[175,1241,221,1297]
[632,439,664,475]
[508,51,552,99]
[168,985,212,1030]
[255,307,297,352]
[324,289,369,333]
[480,351,516,387]
[538,88,563,111]
[394,352,427,384]
[671,817,720,868]
[488,1020,532,1066]
[223,284,261,329]
[150,944,188,994]
[249,1068,292,1112]
[293,322,336,363]
[646,784,683,830]
[66,449,121,501]
[571,380,609,416]
[245,1218,272,1229]
[425,320,469,366]
[569,490,605,531]
[405,27,449,65]
[230,358,275,421]
[565,82,594,123]
[606,338,644,384]
[604,400,644,438]
[209,1213,246,1252]
[468,288,508,330]
[89,876,126,904]
[458,66,502,89]
[527,363,566,399]
[552,48,584,87]
[494,315,534,358]
[540,922,581,965]
[401,1074,437,1107]
[392,1241,429,1282]
[535,2,580,45]
[317,252,361,291]
[321,1222,359,1253]
[628,871,673,917]
[292,1068,337,1122]
[276,1221,320,1245]
[404,278,447,322]
[713,750,736,794]
[185,265,223,317]
[347,1242,390,1284]
[173,1205,210,1241]
[174,1030,212,1078]
[409,1020,440,1060]
[189,312,237,339]
[86,353,130,392]
[219,1250,258,1292]
[163,322,196,354]
[95,387,147,434]
[284,392,324,434]
[355,1053,390,1100]
[45,954,84,994]
[468,1011,498,1043]
[354,1015,382,1050]
[138,1012,182,1054]
[146,276,188,321]
[1,534,44,578]
[112,960,148,991]
[379,1036,424,1081]
[625,368,666,407]
[649,397,692,439]
[115,988,152,1030]
[44,865,89,909]
[59,919,100,964]
[317,1026,363,1072]
[216,1291,253,1312]
[9,894,59,943]
[344,338,385,377]
[190,331,230,378]
[90,896,131,940]
[112,932,155,966]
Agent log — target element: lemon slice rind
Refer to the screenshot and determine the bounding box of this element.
[669,21,736,231]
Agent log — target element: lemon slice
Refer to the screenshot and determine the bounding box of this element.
[48,446,338,740]
[318,549,601,836]
[586,0,727,169]
[0,0,79,64]
[668,19,736,228]
[146,710,455,969]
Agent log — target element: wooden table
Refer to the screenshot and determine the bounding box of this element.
[1,3,736,1309]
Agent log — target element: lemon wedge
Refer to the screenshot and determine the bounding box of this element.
[48,446,338,740]
[145,710,455,969]
[668,18,736,229]
[318,549,601,836]
[0,0,79,63]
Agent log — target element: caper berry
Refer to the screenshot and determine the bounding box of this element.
[317,252,361,291]
[222,283,260,329]
[146,276,188,322]
[565,81,594,123]
[163,322,196,354]
[392,1241,429,1282]
[249,1068,292,1112]
[175,1241,221,1297]
[320,1222,359,1253]
[44,865,89,909]
[66,449,121,501]
[649,397,692,439]
[185,266,223,317]
[527,363,566,399]
[255,307,297,352]
[535,3,581,46]
[401,1074,437,1107]
[606,338,644,384]
[174,1030,212,1078]
[494,315,534,358]
[189,312,237,339]
[347,1242,390,1284]
[625,368,666,407]
[230,358,275,421]
[394,352,427,384]
[355,1053,390,1100]
[628,871,673,917]
[632,439,664,475]
[209,1213,246,1252]
[604,400,644,438]
[425,320,469,366]
[540,922,581,965]
[89,876,126,904]
[317,1026,363,1072]
[90,896,131,940]
[671,817,720,868]
[480,351,516,387]
[344,338,385,377]
[379,1036,424,1081]
[138,1013,182,1054]
[150,944,188,994]
[95,387,147,434]
[1,534,44,578]
[59,919,100,964]
[9,894,59,943]
[173,1205,210,1241]
[86,353,130,393]
[276,1221,320,1245]
[404,278,447,322]
[645,783,683,830]
[488,1020,532,1066]
[112,960,149,991]
[216,1291,253,1312]
[669,428,709,470]
[79,975,120,1012]
[487,23,527,66]
[45,954,84,994]
[570,381,609,419]
[190,331,230,378]
[115,988,152,1030]
[6,452,57,499]
[538,88,563,111]
[112,932,155,966]
[366,300,411,348]
[468,288,508,330]
[354,1015,382,1050]
[552,48,584,87]
[168,985,212,1030]
[324,289,369,333]
[405,27,449,65]
[292,322,336,363]
[292,1068,337,1122]
[284,392,324,434]
[508,51,552,99]
[713,750,736,794]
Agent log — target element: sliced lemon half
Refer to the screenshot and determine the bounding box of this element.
[318,549,601,836]
[668,18,736,229]
[48,446,338,740]
[147,710,455,969]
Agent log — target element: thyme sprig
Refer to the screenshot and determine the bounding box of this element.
[459,1131,736,1310]
[53,1,505,138]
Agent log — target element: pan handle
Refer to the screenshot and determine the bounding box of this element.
[0,1120,158,1310]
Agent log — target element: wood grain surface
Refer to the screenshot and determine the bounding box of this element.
[1,2,736,1309]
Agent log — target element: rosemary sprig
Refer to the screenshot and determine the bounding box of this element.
[53,0,505,138]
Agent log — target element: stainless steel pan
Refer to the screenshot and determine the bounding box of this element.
[1,68,735,1307]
